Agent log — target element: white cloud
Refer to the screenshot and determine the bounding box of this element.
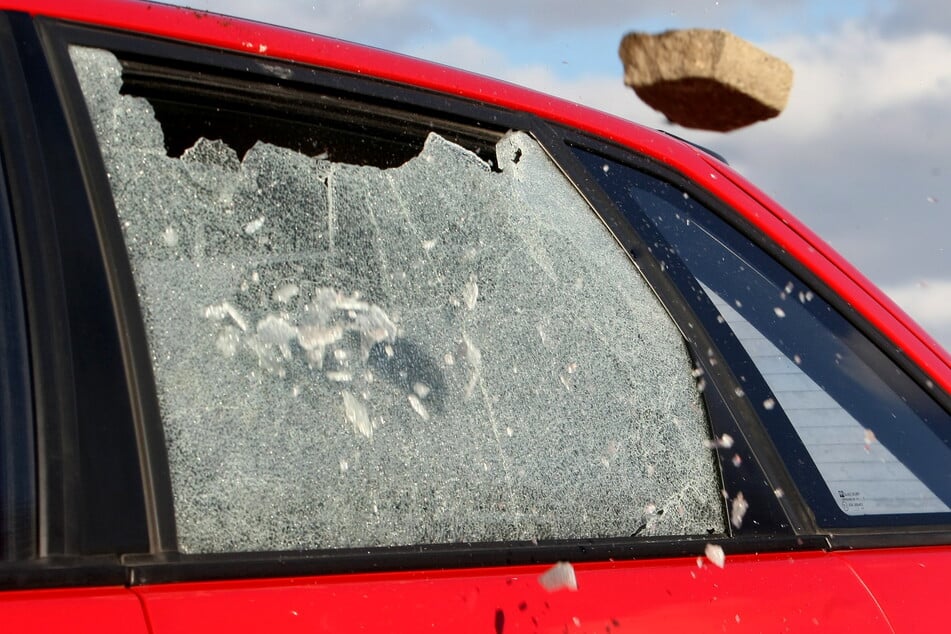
[414,24,951,141]
[874,0,951,38]
[409,36,508,76]
[884,279,951,322]
[172,0,429,48]
[763,25,951,138]
[883,279,951,350]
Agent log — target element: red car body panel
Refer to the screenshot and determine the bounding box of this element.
[133,553,895,633]
[1,1,949,631]
[840,547,951,633]
[0,586,149,633]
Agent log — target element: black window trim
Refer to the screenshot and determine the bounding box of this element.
[0,11,77,562]
[0,83,36,563]
[0,10,151,566]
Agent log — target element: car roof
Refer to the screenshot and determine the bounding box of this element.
[5,0,951,396]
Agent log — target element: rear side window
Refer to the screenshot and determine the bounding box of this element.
[579,149,951,528]
[70,46,725,553]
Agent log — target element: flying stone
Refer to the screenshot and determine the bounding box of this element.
[619,29,793,132]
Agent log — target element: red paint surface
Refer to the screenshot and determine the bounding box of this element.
[0,586,148,633]
[841,546,951,632]
[0,5,947,627]
[133,553,895,633]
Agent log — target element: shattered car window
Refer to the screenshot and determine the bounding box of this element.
[70,46,725,553]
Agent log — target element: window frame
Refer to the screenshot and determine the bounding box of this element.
[0,10,149,588]
[14,12,929,588]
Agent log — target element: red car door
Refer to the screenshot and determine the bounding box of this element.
[3,4,949,633]
[0,587,148,634]
[132,553,894,633]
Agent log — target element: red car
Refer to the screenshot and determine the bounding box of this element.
[2,1,950,631]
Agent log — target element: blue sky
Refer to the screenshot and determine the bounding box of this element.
[410,0,883,77]
[166,0,951,348]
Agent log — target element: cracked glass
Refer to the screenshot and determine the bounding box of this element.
[71,46,725,553]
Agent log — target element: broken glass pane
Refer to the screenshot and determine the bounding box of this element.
[71,46,725,553]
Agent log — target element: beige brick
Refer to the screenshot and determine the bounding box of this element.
[619,29,793,132]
